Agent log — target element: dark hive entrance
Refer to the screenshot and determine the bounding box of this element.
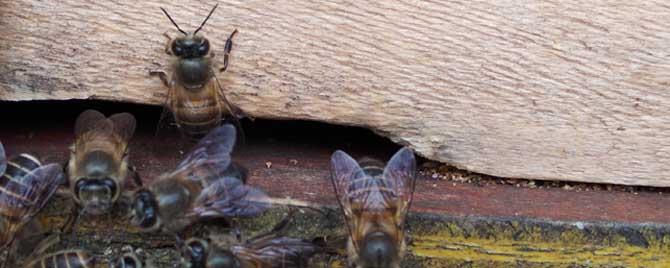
[0,100,402,161]
[0,99,405,217]
[0,100,408,266]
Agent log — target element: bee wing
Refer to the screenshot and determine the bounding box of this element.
[329,150,366,243]
[0,142,6,175]
[74,109,107,137]
[382,147,417,223]
[189,176,270,218]
[0,163,64,223]
[211,74,248,145]
[232,237,318,267]
[108,112,137,143]
[171,125,237,181]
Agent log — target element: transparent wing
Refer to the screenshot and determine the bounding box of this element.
[0,142,6,175]
[212,70,247,145]
[108,112,137,143]
[74,109,106,137]
[171,125,237,182]
[0,163,64,223]
[232,237,318,267]
[382,147,417,224]
[189,177,270,218]
[329,150,364,212]
[329,150,366,245]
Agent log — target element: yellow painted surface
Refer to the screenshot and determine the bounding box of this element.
[412,230,670,267]
[34,201,670,267]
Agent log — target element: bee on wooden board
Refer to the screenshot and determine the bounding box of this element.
[0,142,65,263]
[151,4,246,140]
[179,212,321,268]
[131,124,269,234]
[329,147,417,268]
[62,110,141,232]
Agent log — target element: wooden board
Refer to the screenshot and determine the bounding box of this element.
[1,1,670,186]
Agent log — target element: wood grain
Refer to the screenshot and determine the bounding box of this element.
[1,1,670,186]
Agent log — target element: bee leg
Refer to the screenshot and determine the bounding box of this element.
[219,29,239,73]
[211,73,248,146]
[30,232,60,259]
[270,209,295,234]
[149,70,170,88]
[2,245,11,268]
[174,234,185,251]
[247,210,295,242]
[60,203,82,237]
[55,161,72,196]
[150,71,174,139]
[2,239,14,267]
[128,165,143,187]
[163,31,173,55]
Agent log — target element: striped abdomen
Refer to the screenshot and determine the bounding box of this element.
[170,83,223,138]
[26,250,96,268]
[0,154,41,219]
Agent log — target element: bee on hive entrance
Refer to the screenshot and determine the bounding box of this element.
[22,234,97,268]
[130,124,269,234]
[24,249,97,268]
[151,4,246,140]
[0,142,65,265]
[110,249,152,268]
[62,110,141,232]
[179,211,321,268]
[329,147,417,268]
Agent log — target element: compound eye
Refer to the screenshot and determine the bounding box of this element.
[198,39,210,56]
[186,240,207,263]
[172,41,184,56]
[102,178,118,198]
[117,256,138,268]
[74,178,88,199]
[133,190,157,228]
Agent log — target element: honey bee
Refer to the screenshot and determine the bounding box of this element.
[110,251,152,268]
[24,249,97,268]
[131,124,269,234]
[151,4,245,139]
[22,234,96,268]
[0,142,65,259]
[179,213,320,268]
[65,109,140,220]
[329,147,417,268]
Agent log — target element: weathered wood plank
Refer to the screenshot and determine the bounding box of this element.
[1,1,670,186]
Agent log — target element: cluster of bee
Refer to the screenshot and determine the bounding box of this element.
[0,4,417,268]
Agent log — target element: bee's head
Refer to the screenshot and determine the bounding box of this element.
[171,36,210,59]
[74,150,122,215]
[74,176,118,215]
[110,253,144,268]
[206,246,240,268]
[359,231,397,268]
[160,4,217,59]
[131,189,159,230]
[181,238,208,268]
[181,238,240,268]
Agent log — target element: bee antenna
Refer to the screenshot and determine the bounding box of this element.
[194,4,218,35]
[160,7,188,36]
